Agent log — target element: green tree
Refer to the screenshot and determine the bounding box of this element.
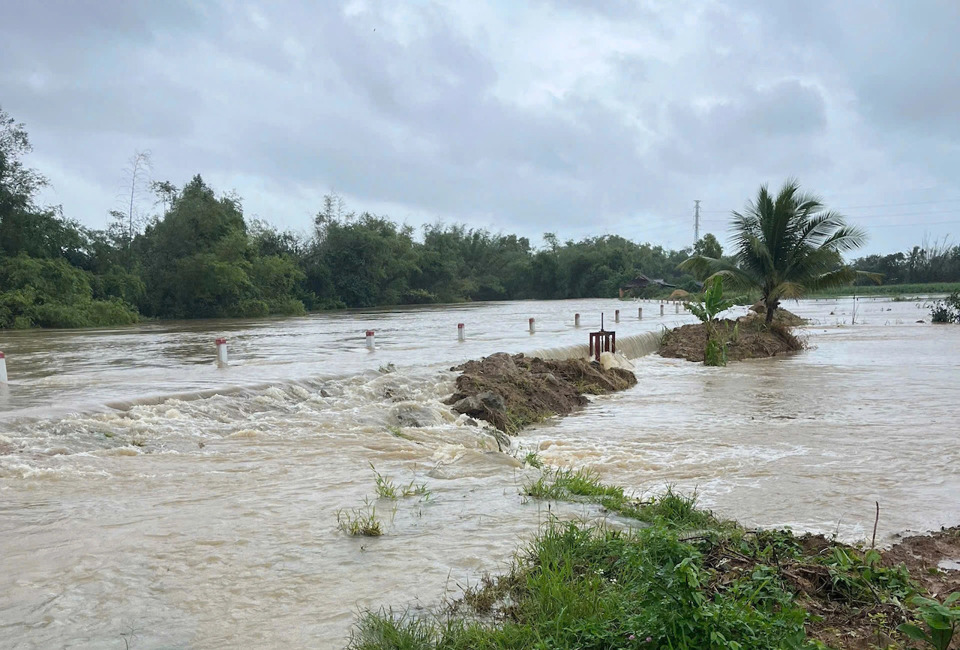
[681,180,874,324]
[693,233,722,259]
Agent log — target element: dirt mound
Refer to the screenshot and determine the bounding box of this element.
[446,353,636,433]
[884,526,960,597]
[659,319,804,362]
[747,302,807,326]
[668,289,691,301]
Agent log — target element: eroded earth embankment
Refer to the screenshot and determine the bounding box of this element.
[445,352,636,434]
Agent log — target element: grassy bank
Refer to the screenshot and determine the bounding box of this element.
[807,282,960,298]
[350,469,960,650]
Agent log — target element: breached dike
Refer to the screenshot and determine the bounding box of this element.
[445,352,637,434]
[529,330,662,361]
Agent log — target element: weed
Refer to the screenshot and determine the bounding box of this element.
[899,592,960,650]
[370,464,399,499]
[521,450,543,469]
[370,464,430,501]
[401,481,431,500]
[336,506,384,537]
[378,363,397,374]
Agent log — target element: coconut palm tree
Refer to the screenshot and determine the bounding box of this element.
[681,180,875,324]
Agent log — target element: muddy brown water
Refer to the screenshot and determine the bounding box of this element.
[1,297,957,648]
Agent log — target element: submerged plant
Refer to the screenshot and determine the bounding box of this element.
[336,505,384,537]
[930,291,960,323]
[370,464,430,501]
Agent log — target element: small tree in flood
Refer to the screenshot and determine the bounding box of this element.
[681,180,876,324]
[686,276,734,366]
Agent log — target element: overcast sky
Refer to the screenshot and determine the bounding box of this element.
[2,0,959,255]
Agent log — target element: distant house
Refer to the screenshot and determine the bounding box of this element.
[619,274,675,298]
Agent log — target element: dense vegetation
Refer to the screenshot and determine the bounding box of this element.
[852,239,960,285]
[0,108,701,329]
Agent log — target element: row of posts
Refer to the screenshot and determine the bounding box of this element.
[0,301,689,379]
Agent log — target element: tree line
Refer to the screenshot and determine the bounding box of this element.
[2,107,957,330]
[1,108,706,329]
[850,238,960,285]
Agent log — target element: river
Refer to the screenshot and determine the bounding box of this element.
[1,296,957,648]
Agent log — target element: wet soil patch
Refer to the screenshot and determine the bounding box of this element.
[445,352,636,434]
[659,318,804,363]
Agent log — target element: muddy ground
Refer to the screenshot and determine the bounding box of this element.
[445,352,636,434]
[659,318,805,362]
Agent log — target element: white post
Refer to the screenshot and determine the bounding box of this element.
[457,323,465,342]
[638,307,643,319]
[529,318,536,334]
[574,313,581,328]
[660,304,664,316]
[615,309,620,323]
[0,351,7,383]
[215,338,228,367]
[365,330,375,350]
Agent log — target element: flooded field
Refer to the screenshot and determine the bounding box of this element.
[1,296,957,648]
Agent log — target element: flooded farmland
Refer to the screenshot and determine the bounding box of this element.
[1,296,957,648]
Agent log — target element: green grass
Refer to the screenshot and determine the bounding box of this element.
[371,464,431,501]
[807,282,960,298]
[350,470,952,649]
[336,505,384,537]
[524,468,717,530]
[521,451,543,469]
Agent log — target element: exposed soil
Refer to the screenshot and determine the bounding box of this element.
[445,352,636,434]
[659,318,804,363]
[798,527,960,649]
[746,301,808,326]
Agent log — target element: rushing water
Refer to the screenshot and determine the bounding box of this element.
[1,297,957,648]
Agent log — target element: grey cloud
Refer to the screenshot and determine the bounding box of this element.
[1,0,958,253]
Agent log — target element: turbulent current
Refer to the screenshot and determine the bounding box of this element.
[1,297,958,648]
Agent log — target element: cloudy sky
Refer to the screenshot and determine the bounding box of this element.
[2,0,959,255]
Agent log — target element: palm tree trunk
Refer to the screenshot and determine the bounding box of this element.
[765,303,776,324]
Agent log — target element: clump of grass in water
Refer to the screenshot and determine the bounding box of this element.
[524,468,716,530]
[521,450,543,469]
[336,505,383,537]
[370,464,431,501]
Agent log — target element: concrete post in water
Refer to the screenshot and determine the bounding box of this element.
[457,323,465,342]
[615,309,620,323]
[675,303,680,314]
[365,330,375,350]
[660,304,665,316]
[215,338,228,367]
[0,351,7,383]
[638,307,643,319]
[574,313,581,328]
[529,318,536,334]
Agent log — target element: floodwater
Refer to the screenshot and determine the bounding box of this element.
[0,296,957,648]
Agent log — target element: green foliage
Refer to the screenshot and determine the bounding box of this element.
[371,464,431,501]
[898,593,960,650]
[687,276,735,324]
[521,451,544,469]
[693,233,723,260]
[0,256,139,328]
[704,336,727,367]
[930,291,960,323]
[682,180,875,324]
[687,276,734,367]
[336,505,384,537]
